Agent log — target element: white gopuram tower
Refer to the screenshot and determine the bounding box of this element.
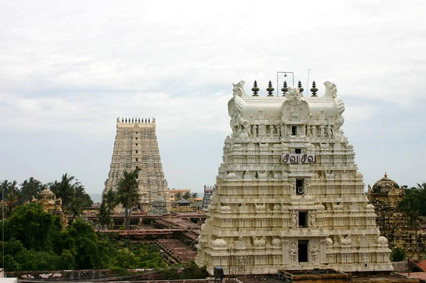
[196,80,392,275]
[104,117,169,214]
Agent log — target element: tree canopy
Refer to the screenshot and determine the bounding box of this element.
[116,167,141,230]
[0,203,166,271]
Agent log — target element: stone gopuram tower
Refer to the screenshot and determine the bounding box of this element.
[196,80,393,275]
[104,117,169,214]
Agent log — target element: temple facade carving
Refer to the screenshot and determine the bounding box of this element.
[104,117,168,214]
[196,80,393,275]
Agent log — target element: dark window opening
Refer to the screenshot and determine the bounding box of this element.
[296,179,305,195]
[136,143,138,146]
[135,137,138,140]
[295,148,301,154]
[136,158,138,162]
[298,240,308,262]
[291,126,297,135]
[136,150,138,153]
[299,211,307,228]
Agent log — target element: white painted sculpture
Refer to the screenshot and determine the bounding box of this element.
[195,81,393,275]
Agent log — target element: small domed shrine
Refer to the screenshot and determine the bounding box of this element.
[196,80,393,275]
[35,186,63,214]
[368,173,404,207]
[368,174,426,259]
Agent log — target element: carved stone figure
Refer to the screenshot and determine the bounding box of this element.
[311,243,319,263]
[254,236,266,248]
[309,212,316,227]
[341,234,352,246]
[291,211,298,228]
[236,236,247,249]
[232,80,247,98]
[324,81,337,98]
[289,242,298,263]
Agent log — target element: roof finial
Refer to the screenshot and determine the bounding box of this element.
[384,172,388,178]
[281,81,288,96]
[252,80,259,96]
[310,81,318,97]
[266,80,274,96]
[298,81,304,94]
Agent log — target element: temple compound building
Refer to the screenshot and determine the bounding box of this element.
[202,185,214,209]
[104,117,168,214]
[368,173,426,259]
[33,186,67,225]
[196,80,393,275]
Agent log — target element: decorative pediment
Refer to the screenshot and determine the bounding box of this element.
[281,88,310,124]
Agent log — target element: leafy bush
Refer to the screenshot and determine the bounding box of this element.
[391,247,406,261]
[0,204,168,271]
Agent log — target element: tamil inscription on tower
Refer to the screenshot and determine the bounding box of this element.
[104,117,169,214]
[196,80,393,274]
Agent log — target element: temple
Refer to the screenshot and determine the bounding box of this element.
[104,117,169,214]
[196,80,393,275]
[368,173,426,260]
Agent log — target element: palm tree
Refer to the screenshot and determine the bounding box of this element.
[1,180,19,217]
[50,174,79,210]
[116,168,141,230]
[100,190,117,227]
[19,177,43,204]
[50,174,93,220]
[68,197,83,222]
[397,188,422,260]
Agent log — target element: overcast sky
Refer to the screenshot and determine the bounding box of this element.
[1,0,425,198]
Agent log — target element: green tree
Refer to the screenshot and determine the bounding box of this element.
[73,185,93,208]
[50,174,93,218]
[1,180,20,217]
[175,192,182,201]
[183,192,191,200]
[60,220,101,269]
[19,177,44,204]
[191,192,198,198]
[116,168,141,230]
[5,203,62,252]
[390,247,406,261]
[100,189,117,226]
[50,174,79,210]
[397,188,422,260]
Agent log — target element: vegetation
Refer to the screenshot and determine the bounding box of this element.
[50,174,93,218]
[0,204,166,271]
[0,175,93,220]
[397,182,426,260]
[99,189,118,227]
[19,177,44,204]
[390,247,406,262]
[116,167,141,230]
